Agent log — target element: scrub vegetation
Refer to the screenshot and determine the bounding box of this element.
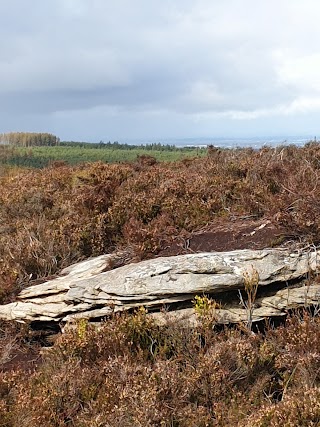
[1,310,320,426]
[1,141,320,425]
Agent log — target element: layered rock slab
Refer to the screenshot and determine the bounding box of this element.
[0,249,319,323]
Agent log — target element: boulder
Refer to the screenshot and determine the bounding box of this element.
[0,248,319,324]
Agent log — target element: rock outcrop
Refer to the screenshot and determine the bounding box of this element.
[0,248,319,324]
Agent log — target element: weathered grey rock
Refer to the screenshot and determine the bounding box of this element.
[150,284,320,326]
[0,248,319,324]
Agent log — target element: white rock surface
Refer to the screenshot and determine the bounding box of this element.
[0,248,319,324]
[150,284,320,326]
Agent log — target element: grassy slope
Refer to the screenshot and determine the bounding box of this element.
[0,145,206,168]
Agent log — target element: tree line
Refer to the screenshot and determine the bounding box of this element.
[60,140,199,151]
[0,132,60,147]
[0,133,205,151]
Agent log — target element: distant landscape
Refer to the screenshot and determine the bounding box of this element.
[0,131,314,169]
[0,132,206,168]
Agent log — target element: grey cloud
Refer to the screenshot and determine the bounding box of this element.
[0,0,320,139]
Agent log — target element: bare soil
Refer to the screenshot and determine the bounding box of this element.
[158,217,292,256]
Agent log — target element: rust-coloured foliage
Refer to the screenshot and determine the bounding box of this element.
[1,311,320,426]
[1,144,320,424]
[1,145,320,302]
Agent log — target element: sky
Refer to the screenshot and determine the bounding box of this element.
[1,0,320,142]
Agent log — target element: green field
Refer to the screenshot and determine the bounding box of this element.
[0,144,207,168]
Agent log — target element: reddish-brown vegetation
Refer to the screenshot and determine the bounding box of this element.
[1,143,320,302]
[1,311,320,426]
[1,144,320,425]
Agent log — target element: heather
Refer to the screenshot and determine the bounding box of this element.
[1,143,320,425]
[1,143,320,302]
[1,311,320,426]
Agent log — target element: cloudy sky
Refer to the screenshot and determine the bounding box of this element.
[1,0,320,142]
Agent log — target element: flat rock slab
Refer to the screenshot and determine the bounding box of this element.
[0,248,319,323]
[150,284,320,326]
